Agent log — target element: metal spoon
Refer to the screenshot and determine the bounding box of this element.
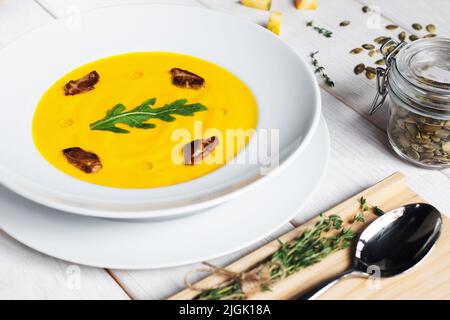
[295,203,442,300]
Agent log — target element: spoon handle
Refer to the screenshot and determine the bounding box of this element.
[293,268,359,300]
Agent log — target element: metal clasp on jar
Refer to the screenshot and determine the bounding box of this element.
[369,39,407,115]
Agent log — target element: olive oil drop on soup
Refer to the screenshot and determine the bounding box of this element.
[32,52,258,188]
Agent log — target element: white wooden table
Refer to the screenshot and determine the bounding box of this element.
[1,0,449,299]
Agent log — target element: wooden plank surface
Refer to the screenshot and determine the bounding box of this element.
[0,0,131,300]
[172,173,450,300]
[110,224,293,300]
[0,0,51,48]
[0,0,449,299]
[35,0,201,17]
[0,230,130,299]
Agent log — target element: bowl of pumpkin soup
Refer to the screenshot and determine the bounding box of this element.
[0,4,321,219]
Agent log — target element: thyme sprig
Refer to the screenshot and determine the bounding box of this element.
[353,196,385,223]
[310,51,335,87]
[193,198,385,300]
[197,214,355,300]
[306,20,333,38]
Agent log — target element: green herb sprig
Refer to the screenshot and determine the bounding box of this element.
[306,20,333,38]
[310,51,335,87]
[90,98,207,134]
[353,196,385,223]
[192,197,386,300]
[197,214,356,300]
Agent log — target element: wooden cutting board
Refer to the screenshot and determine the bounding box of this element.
[171,172,450,300]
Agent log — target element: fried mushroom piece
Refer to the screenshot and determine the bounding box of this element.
[183,136,219,165]
[62,147,102,173]
[64,71,100,95]
[170,68,205,89]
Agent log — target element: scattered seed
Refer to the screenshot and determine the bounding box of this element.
[365,67,377,80]
[398,31,406,41]
[375,59,385,65]
[409,34,419,41]
[412,23,423,31]
[423,33,437,38]
[340,20,351,27]
[362,5,370,13]
[368,49,377,57]
[426,24,436,33]
[354,63,365,75]
[386,24,398,30]
[374,36,390,44]
[350,47,364,54]
[362,43,375,50]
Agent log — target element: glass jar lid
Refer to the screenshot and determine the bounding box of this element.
[389,38,450,117]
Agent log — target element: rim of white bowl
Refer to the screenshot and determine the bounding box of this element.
[0,3,321,219]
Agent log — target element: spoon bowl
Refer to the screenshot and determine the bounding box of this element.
[296,203,442,299]
[356,203,442,277]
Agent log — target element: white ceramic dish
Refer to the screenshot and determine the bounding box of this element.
[0,117,328,269]
[0,4,321,219]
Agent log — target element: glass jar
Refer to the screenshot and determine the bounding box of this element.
[371,38,450,169]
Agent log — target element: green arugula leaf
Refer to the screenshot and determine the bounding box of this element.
[90,98,207,134]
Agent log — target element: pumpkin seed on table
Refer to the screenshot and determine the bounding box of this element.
[350,47,364,54]
[362,43,375,50]
[354,63,365,75]
[423,34,437,38]
[374,36,390,44]
[375,59,385,65]
[398,31,406,41]
[426,24,436,33]
[362,5,370,13]
[365,66,377,80]
[368,49,378,57]
[412,23,423,30]
[386,24,398,30]
[340,20,351,27]
[409,34,419,41]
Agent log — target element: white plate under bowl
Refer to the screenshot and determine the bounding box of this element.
[0,117,328,269]
[0,4,321,219]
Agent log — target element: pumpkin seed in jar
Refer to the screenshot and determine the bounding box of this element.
[385,24,398,30]
[406,148,420,160]
[411,144,425,152]
[409,34,419,41]
[412,23,423,31]
[354,63,366,75]
[423,34,437,38]
[422,124,441,133]
[362,43,375,50]
[398,135,411,148]
[421,152,434,160]
[431,136,441,143]
[435,129,450,139]
[340,20,351,27]
[350,47,364,54]
[442,141,450,153]
[405,123,418,136]
[426,24,436,33]
[398,31,406,41]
